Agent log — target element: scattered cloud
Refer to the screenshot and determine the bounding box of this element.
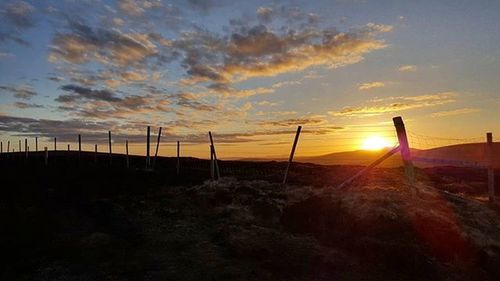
[330,92,457,117]
[57,84,121,102]
[14,102,44,109]
[3,1,35,28]
[430,108,480,118]
[398,64,417,72]
[0,84,37,100]
[358,81,385,90]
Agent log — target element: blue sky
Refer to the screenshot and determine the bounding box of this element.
[0,0,499,157]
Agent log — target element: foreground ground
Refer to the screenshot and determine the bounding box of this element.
[1,153,500,280]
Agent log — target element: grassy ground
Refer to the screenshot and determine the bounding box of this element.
[1,153,500,280]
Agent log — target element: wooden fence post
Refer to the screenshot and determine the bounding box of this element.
[78,134,82,160]
[1,141,2,154]
[210,145,215,180]
[146,126,151,168]
[108,131,112,165]
[283,126,302,185]
[19,139,21,152]
[176,141,180,175]
[487,132,495,203]
[126,140,130,168]
[67,144,70,151]
[94,144,98,163]
[44,147,48,166]
[7,141,10,153]
[208,131,220,179]
[35,137,38,152]
[393,116,416,196]
[25,138,28,159]
[153,127,162,169]
[54,137,57,151]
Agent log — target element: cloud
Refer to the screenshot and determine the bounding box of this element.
[57,84,121,102]
[117,0,162,16]
[0,52,14,59]
[430,108,480,118]
[3,1,35,28]
[398,64,417,72]
[14,102,44,109]
[256,7,273,23]
[0,84,37,100]
[329,92,457,117]
[49,21,158,66]
[358,81,385,90]
[257,115,328,127]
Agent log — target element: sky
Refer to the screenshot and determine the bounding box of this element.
[0,0,499,158]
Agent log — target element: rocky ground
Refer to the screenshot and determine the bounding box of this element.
[1,154,500,280]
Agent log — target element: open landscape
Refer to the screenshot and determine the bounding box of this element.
[1,151,500,280]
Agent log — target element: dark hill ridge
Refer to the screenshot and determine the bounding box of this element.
[296,143,500,168]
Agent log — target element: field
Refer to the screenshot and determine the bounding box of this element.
[1,152,500,280]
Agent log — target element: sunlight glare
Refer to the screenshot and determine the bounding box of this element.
[361,136,393,151]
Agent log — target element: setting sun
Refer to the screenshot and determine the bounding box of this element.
[361,136,393,151]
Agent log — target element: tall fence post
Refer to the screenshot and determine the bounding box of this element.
[208,131,220,179]
[67,144,70,151]
[283,126,302,185]
[1,141,2,154]
[54,137,57,151]
[153,127,162,169]
[210,145,215,180]
[94,144,98,163]
[126,140,130,168]
[44,147,48,166]
[35,136,38,152]
[393,116,416,196]
[108,131,112,165]
[7,141,10,153]
[19,140,21,152]
[176,141,180,175]
[78,134,82,160]
[24,138,28,159]
[146,126,151,169]
[487,132,495,203]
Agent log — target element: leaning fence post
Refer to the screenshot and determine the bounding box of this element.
[126,140,130,168]
[108,131,112,165]
[283,126,302,185]
[208,131,220,179]
[44,147,48,166]
[393,116,416,196]
[176,141,180,175]
[487,132,495,203]
[146,126,151,168]
[153,127,162,169]
[210,145,215,180]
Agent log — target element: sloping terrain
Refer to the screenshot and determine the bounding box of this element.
[1,155,500,280]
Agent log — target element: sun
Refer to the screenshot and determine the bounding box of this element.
[361,136,393,151]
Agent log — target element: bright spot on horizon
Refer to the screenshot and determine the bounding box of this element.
[361,136,393,151]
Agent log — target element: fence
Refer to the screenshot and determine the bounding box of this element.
[0,116,496,203]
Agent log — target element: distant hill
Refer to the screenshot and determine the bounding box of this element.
[295,143,500,168]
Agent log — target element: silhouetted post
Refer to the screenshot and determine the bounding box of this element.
[1,141,2,154]
[208,131,220,179]
[487,132,495,203]
[25,138,28,159]
[19,140,21,152]
[146,126,151,168]
[176,141,180,175]
[78,134,82,160]
[68,144,70,151]
[54,137,57,151]
[44,147,48,166]
[125,140,129,168]
[393,116,416,196]
[283,126,302,185]
[35,137,38,152]
[94,144,98,163]
[210,145,215,180]
[153,127,162,169]
[108,131,112,165]
[7,141,10,153]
